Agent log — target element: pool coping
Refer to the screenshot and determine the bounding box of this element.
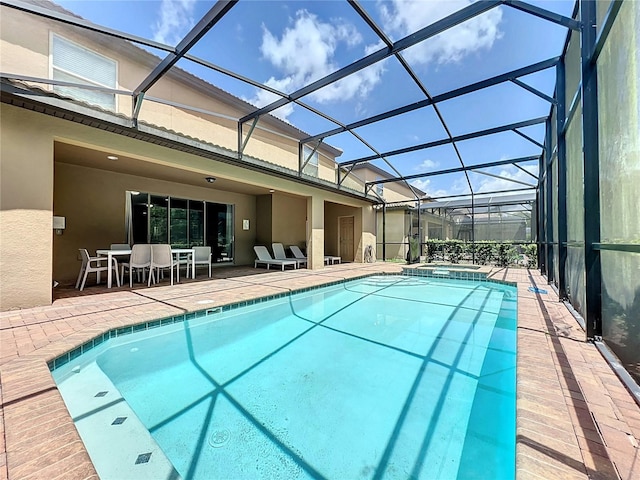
[1,263,638,480]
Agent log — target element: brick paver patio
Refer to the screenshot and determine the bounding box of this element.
[1,263,638,479]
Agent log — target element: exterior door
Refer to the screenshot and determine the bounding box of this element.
[339,216,354,262]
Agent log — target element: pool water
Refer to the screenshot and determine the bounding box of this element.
[55,275,517,479]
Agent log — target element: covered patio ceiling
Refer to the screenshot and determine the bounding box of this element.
[54,141,285,196]
[2,0,599,203]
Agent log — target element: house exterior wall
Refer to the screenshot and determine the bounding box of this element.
[53,162,259,283]
[324,202,364,262]
[271,193,307,250]
[361,205,377,262]
[255,195,273,246]
[0,105,54,309]
[0,104,374,309]
[0,4,340,182]
[0,3,382,310]
[351,167,418,203]
[376,211,408,260]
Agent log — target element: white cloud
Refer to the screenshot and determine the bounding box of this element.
[152,0,197,46]
[245,10,385,120]
[473,165,538,193]
[379,0,503,65]
[248,77,296,121]
[411,164,538,198]
[411,178,432,192]
[410,177,462,197]
[415,159,439,170]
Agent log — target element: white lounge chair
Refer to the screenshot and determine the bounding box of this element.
[273,242,306,268]
[289,245,308,267]
[253,246,297,270]
[324,255,341,265]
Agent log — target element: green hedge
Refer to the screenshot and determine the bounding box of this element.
[420,240,537,268]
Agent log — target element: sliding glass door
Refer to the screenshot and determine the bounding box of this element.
[127,192,234,263]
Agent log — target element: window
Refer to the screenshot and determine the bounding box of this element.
[128,192,234,263]
[51,34,117,110]
[302,145,319,177]
[375,178,384,198]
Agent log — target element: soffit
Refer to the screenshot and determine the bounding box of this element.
[54,141,279,196]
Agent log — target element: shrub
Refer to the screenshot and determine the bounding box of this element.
[446,240,464,264]
[425,239,445,262]
[495,242,518,267]
[475,242,494,265]
[425,240,437,263]
[522,243,538,268]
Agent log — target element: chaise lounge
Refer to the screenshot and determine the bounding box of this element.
[253,245,298,270]
[273,242,307,268]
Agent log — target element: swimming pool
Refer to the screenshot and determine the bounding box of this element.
[53,275,517,479]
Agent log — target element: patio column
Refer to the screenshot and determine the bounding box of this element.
[306,195,324,269]
[0,106,54,309]
[361,205,376,262]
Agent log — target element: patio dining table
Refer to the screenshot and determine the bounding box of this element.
[96,247,195,288]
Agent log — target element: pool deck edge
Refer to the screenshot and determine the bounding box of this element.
[1,263,638,480]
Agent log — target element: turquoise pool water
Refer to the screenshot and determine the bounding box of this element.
[55,275,517,479]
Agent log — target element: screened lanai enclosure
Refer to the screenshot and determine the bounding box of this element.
[375,192,536,262]
[1,1,639,388]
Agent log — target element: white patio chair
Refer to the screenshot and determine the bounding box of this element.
[75,248,120,291]
[149,244,179,286]
[120,244,151,287]
[253,246,297,270]
[273,242,306,268]
[186,246,212,278]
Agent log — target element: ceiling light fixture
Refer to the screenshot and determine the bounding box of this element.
[205,177,216,183]
[269,189,275,193]
[107,155,118,161]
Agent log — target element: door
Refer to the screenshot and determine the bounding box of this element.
[206,202,234,263]
[339,216,354,262]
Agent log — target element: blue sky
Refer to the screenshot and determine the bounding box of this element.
[56,0,576,198]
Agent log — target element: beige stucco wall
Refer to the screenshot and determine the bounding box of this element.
[353,167,419,203]
[53,162,258,283]
[271,193,307,249]
[0,104,374,308]
[0,105,54,308]
[377,210,408,260]
[255,195,273,246]
[361,205,377,262]
[254,193,307,252]
[324,202,362,261]
[307,196,325,269]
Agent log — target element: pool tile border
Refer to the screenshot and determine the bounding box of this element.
[47,271,515,372]
[47,275,369,371]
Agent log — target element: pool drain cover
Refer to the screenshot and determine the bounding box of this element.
[209,429,231,448]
